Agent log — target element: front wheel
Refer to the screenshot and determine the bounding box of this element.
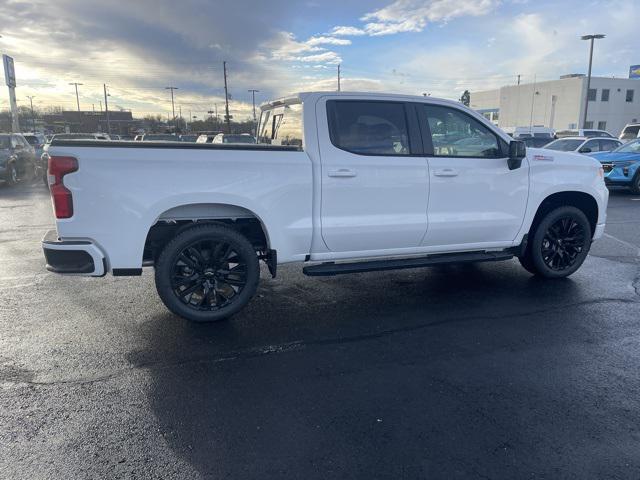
[630,172,640,195]
[5,163,18,186]
[519,206,591,278]
[155,224,260,323]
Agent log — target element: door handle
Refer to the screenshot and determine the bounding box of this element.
[328,168,357,178]
[433,168,459,177]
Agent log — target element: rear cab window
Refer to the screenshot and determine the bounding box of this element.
[258,100,303,149]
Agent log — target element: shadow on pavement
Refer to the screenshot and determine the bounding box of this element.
[132,261,640,478]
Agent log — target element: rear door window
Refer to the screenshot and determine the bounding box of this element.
[326,100,410,156]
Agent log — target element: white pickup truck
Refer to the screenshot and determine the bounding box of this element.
[42,92,608,322]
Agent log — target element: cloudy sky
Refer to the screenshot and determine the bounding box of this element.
[0,0,637,120]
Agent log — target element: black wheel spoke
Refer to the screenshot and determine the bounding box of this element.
[178,253,199,271]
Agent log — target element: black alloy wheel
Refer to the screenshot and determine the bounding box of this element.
[155,223,260,322]
[540,216,586,271]
[171,239,248,311]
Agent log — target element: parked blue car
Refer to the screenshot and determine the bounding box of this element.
[591,139,640,194]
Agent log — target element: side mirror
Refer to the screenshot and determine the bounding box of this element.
[13,143,23,150]
[508,140,526,170]
[579,147,591,153]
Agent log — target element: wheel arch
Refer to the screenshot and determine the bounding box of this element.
[143,202,272,265]
[529,191,599,238]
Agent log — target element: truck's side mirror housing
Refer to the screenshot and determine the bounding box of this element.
[579,147,591,153]
[508,140,526,170]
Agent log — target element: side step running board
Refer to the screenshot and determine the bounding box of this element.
[303,251,513,277]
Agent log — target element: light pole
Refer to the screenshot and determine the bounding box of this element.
[103,84,111,135]
[581,34,605,129]
[26,95,36,132]
[165,86,178,130]
[69,82,83,111]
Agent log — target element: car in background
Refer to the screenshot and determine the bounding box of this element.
[0,133,38,185]
[619,123,640,141]
[50,133,110,141]
[543,136,622,155]
[520,136,553,148]
[211,133,256,144]
[140,133,181,142]
[179,134,198,142]
[196,134,215,143]
[590,139,640,194]
[556,129,615,139]
[503,126,555,139]
[22,133,47,157]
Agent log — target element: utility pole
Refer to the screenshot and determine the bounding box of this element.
[165,86,178,131]
[103,84,111,135]
[248,89,259,136]
[581,34,605,129]
[337,64,341,92]
[69,82,83,112]
[223,61,231,133]
[26,95,36,132]
[529,75,537,131]
[248,89,259,122]
[517,74,521,85]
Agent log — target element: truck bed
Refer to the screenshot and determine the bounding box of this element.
[50,139,301,151]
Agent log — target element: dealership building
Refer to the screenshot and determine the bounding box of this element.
[470,74,640,136]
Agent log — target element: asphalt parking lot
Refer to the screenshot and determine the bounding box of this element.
[1,182,639,479]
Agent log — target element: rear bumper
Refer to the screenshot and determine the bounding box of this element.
[42,229,106,276]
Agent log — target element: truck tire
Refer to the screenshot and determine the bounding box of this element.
[518,206,591,278]
[5,163,18,186]
[155,223,260,322]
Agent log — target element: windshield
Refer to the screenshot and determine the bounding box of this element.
[23,135,40,145]
[614,139,640,154]
[545,139,583,151]
[258,102,303,148]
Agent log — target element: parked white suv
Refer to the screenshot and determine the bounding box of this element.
[543,136,622,154]
[42,92,608,322]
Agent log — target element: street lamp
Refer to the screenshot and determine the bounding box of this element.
[581,34,605,129]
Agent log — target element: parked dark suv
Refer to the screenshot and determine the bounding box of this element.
[0,133,38,185]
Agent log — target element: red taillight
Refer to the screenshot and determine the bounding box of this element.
[48,156,78,219]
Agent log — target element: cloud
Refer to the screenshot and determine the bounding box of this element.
[330,26,367,36]
[331,0,500,37]
[305,36,352,46]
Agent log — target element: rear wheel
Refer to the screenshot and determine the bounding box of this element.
[518,206,591,278]
[155,224,260,322]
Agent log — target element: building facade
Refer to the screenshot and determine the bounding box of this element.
[42,110,139,135]
[470,75,640,136]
